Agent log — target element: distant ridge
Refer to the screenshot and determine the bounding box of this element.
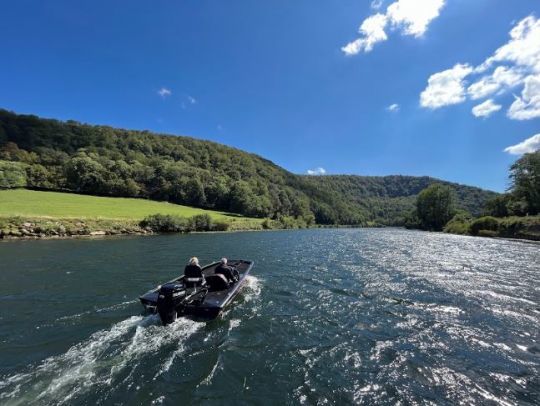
[0,109,496,225]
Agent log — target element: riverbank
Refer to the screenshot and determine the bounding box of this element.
[0,216,147,239]
[444,215,540,241]
[0,215,272,240]
[0,189,270,239]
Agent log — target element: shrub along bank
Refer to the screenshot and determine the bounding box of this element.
[0,212,312,239]
[443,214,540,241]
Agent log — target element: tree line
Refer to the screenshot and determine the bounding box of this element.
[406,149,539,239]
[0,109,496,225]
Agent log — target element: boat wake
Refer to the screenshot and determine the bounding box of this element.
[56,299,138,322]
[242,275,262,302]
[0,315,202,405]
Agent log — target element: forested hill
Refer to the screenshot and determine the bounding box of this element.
[299,175,496,225]
[0,109,496,225]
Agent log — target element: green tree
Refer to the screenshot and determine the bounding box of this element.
[509,151,540,215]
[64,156,107,194]
[0,160,27,188]
[26,164,53,189]
[228,181,254,214]
[416,184,455,231]
[483,194,510,217]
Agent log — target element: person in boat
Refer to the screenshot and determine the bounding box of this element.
[184,257,205,288]
[215,257,239,283]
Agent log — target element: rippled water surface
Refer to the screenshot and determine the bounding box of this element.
[0,229,539,405]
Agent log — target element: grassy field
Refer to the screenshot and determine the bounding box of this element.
[0,189,255,221]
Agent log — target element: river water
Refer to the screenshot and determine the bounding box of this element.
[0,229,538,405]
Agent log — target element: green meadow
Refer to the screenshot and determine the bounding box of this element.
[0,189,254,221]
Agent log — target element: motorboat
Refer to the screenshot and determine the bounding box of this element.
[139,259,254,324]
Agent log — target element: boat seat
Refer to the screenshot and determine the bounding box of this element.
[184,276,206,289]
[205,274,229,292]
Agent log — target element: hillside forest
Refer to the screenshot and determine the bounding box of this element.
[0,109,497,226]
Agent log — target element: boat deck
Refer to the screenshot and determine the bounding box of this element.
[139,260,253,314]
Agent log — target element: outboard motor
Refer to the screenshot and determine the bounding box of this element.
[157,283,186,325]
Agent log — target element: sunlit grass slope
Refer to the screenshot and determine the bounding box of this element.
[0,189,254,221]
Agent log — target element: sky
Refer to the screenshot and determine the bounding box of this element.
[1,0,539,192]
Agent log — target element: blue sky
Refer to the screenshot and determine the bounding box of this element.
[1,0,539,192]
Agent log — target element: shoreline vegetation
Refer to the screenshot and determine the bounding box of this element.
[0,188,537,241]
[404,149,540,242]
[0,109,495,228]
[2,213,538,242]
[443,214,540,241]
[0,189,314,240]
[0,110,537,241]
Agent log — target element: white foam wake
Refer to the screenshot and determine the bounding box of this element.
[242,275,262,302]
[0,315,202,405]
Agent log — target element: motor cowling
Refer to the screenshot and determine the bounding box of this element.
[157,283,186,325]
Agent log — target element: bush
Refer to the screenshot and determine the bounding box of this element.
[140,214,189,232]
[212,220,230,231]
[188,214,213,231]
[443,211,472,235]
[470,216,499,236]
[477,229,498,238]
[497,215,540,240]
[276,216,307,229]
[402,209,421,229]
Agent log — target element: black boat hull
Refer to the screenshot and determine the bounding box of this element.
[139,259,254,321]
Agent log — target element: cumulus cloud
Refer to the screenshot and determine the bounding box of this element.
[342,14,388,54]
[478,16,540,73]
[504,133,540,155]
[420,64,473,109]
[468,66,524,100]
[386,0,446,37]
[307,167,327,175]
[158,87,172,98]
[387,103,400,112]
[420,15,540,120]
[472,99,502,118]
[342,0,446,55]
[507,74,540,120]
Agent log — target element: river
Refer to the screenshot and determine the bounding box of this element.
[0,229,539,405]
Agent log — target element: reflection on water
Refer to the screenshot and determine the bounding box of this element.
[0,229,539,405]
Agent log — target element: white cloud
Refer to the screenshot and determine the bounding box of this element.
[342,14,388,55]
[420,64,473,109]
[507,74,540,120]
[342,0,446,55]
[386,0,446,37]
[472,99,502,118]
[371,0,384,10]
[307,167,327,175]
[468,66,524,100]
[387,103,400,112]
[188,95,197,104]
[421,15,540,120]
[158,87,172,98]
[504,133,540,155]
[479,16,540,73]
